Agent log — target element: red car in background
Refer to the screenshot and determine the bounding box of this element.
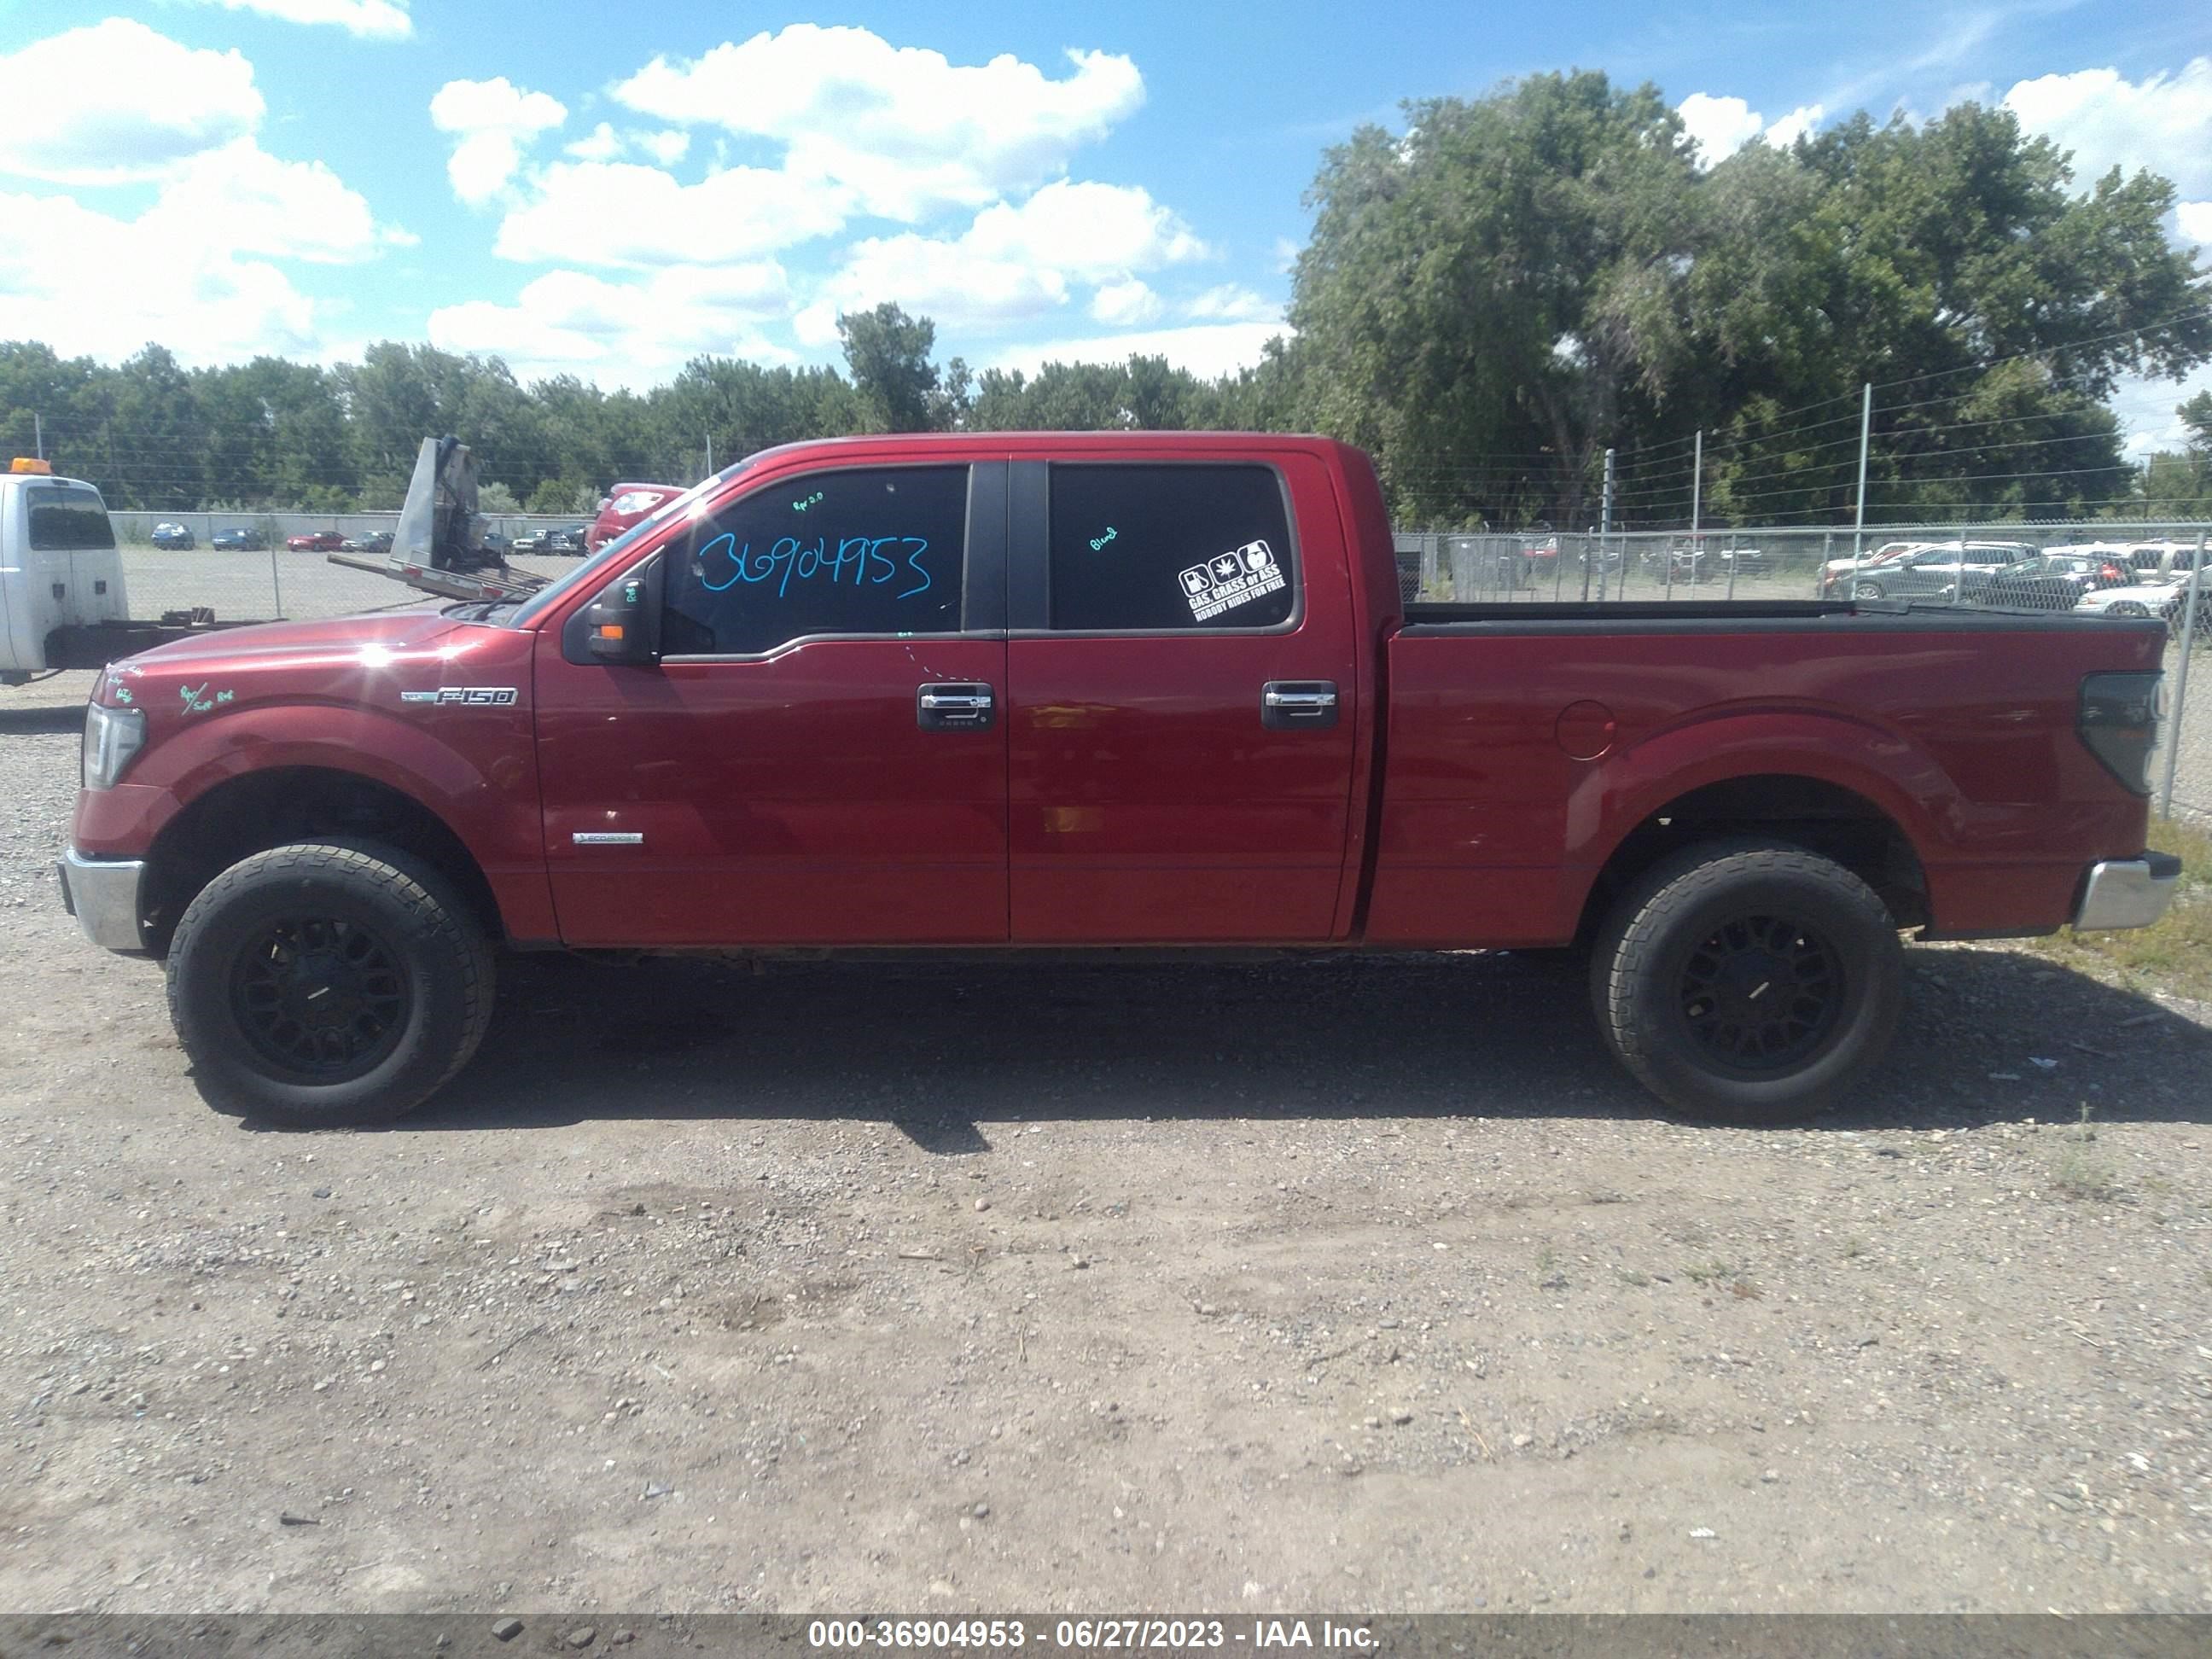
[285,529,345,552]
[585,482,686,552]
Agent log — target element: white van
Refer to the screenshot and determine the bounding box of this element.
[0,459,131,683]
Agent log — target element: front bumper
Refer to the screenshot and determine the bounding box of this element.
[55,847,147,952]
[2073,853,2182,932]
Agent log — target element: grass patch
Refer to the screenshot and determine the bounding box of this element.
[1683,1260,1732,1284]
[2046,1102,2122,1202]
[2030,817,2212,1001]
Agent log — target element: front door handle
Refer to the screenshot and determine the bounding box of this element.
[1262,680,1339,731]
[918,682,996,731]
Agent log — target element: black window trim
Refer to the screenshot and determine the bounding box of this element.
[1007,457,1307,639]
[657,458,1006,663]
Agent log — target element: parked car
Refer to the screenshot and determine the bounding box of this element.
[1837,541,2034,602]
[340,530,393,555]
[585,483,686,553]
[547,522,588,554]
[150,521,195,550]
[2075,569,2212,637]
[1969,551,2133,612]
[509,527,550,553]
[1815,540,1930,597]
[57,433,2175,1132]
[285,530,345,553]
[210,527,265,551]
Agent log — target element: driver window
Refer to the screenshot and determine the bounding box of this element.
[662,466,969,655]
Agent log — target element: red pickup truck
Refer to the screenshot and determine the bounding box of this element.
[59,434,2177,1129]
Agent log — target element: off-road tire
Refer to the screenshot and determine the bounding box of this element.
[1591,839,1902,1125]
[166,841,495,1127]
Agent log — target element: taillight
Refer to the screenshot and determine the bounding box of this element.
[2077,672,2163,795]
[2101,563,2122,583]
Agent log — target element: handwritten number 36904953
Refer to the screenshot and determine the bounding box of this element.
[696,533,933,601]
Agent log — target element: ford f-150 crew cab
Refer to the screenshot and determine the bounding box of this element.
[57,433,2179,1129]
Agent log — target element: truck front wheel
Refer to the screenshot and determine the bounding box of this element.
[1591,840,1902,1125]
[166,841,496,1127]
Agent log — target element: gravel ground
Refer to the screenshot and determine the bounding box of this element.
[2,670,2209,1616]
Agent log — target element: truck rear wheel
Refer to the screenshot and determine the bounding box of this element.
[166,841,495,1127]
[1591,840,1901,1125]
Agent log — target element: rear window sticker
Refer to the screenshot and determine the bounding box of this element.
[1178,538,1284,621]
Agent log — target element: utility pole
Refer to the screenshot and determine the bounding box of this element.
[706,433,713,477]
[2159,531,2206,818]
[1852,382,1871,563]
[33,412,42,460]
[1598,446,1615,601]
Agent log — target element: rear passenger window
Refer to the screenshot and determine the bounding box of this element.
[662,466,967,655]
[1049,464,1295,632]
[26,485,116,551]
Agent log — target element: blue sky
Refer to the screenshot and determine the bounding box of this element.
[2,0,2209,446]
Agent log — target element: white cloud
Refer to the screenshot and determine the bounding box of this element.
[429,265,795,387]
[801,180,1207,337]
[989,320,1289,381]
[0,26,401,366]
[1763,103,1825,148]
[183,0,412,40]
[493,160,848,267]
[612,25,1144,219]
[143,138,390,264]
[1091,278,1161,326]
[1675,92,1825,168]
[431,78,568,207]
[565,124,624,163]
[2002,58,2212,205]
[1185,284,1274,322]
[2175,201,2212,247]
[963,179,1206,280]
[811,235,1070,335]
[639,130,690,166]
[0,20,262,185]
[0,187,322,364]
[1676,94,1766,167]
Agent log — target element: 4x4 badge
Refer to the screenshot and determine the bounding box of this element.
[400,687,518,706]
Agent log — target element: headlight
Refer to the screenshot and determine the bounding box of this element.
[82,700,147,790]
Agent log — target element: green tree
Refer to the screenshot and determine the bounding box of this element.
[1291,72,1702,527]
[838,303,940,433]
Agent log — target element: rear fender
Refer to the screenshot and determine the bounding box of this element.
[1572,707,1957,879]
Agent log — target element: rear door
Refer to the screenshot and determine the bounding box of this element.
[533,459,1010,947]
[1003,454,1360,943]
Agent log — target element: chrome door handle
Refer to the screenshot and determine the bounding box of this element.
[1261,681,1339,730]
[918,683,996,730]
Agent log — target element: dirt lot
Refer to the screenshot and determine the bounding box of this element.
[2,671,2209,1617]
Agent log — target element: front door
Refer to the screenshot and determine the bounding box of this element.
[533,461,1010,947]
[1004,457,1360,943]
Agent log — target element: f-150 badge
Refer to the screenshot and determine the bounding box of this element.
[400,686,518,706]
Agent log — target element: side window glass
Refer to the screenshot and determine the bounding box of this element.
[663,466,967,655]
[1047,463,1295,632]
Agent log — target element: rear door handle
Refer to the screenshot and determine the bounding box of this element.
[1261,680,1339,731]
[918,682,996,731]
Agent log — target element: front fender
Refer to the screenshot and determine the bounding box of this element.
[72,699,552,940]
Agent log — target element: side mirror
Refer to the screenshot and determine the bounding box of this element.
[566,555,662,667]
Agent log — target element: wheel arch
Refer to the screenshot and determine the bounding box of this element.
[140,765,504,957]
[1575,771,1930,946]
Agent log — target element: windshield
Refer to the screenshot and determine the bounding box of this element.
[509,457,756,627]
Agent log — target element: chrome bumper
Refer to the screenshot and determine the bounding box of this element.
[55,847,147,952]
[2074,853,2182,932]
